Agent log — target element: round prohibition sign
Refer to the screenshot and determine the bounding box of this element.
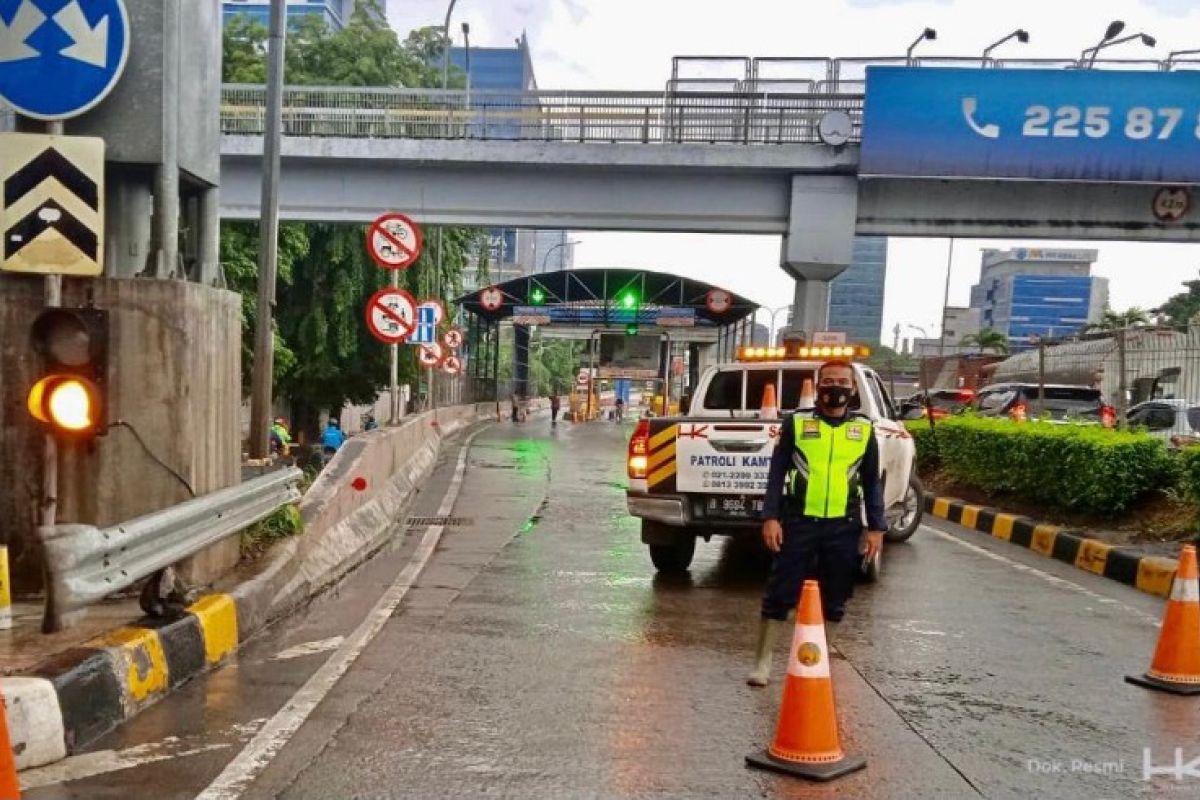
[443,355,463,375]
[443,328,464,350]
[480,286,504,312]
[366,213,423,270]
[418,343,444,368]
[706,288,732,314]
[365,287,417,344]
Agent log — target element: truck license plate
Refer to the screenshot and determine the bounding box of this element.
[706,496,763,519]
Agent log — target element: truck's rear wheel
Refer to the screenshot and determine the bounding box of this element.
[644,523,695,573]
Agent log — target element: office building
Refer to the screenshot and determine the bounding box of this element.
[969,247,1108,348]
[827,237,887,345]
[222,0,370,29]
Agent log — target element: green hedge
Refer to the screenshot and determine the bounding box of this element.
[907,416,1174,515]
[1179,447,1200,505]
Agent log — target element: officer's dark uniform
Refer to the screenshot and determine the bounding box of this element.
[760,408,887,621]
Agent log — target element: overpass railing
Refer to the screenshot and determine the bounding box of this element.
[221,84,865,144]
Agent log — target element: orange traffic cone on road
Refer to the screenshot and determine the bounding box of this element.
[799,378,815,409]
[1127,544,1200,695]
[760,383,778,421]
[0,690,21,799]
[746,580,866,781]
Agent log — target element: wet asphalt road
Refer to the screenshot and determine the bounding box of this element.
[22,418,1200,799]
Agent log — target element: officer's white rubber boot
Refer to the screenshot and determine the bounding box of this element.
[746,618,787,687]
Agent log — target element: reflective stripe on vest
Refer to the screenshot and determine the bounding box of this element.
[788,415,872,518]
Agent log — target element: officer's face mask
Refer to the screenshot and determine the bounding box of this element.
[819,386,853,411]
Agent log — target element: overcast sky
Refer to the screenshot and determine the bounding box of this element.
[386,0,1200,345]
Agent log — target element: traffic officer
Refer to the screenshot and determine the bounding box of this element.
[747,359,887,687]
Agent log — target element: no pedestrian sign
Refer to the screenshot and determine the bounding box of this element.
[366,212,422,270]
[0,0,131,120]
[365,287,417,344]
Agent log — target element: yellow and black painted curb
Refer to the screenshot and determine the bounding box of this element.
[30,593,239,754]
[923,495,1181,599]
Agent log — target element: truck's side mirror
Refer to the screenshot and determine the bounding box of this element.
[679,394,691,415]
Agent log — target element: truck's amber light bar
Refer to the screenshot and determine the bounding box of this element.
[736,344,870,361]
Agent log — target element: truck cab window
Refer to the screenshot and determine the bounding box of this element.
[702,370,743,411]
[745,369,781,411]
[781,368,818,410]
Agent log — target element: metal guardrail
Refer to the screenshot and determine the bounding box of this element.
[38,467,302,630]
[221,85,864,144]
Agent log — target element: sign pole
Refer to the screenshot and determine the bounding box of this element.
[248,0,287,460]
[389,267,400,424]
[42,121,64,585]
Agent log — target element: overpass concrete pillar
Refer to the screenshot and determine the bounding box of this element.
[780,176,858,339]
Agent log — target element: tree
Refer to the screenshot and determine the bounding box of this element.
[959,329,1010,355]
[1084,307,1150,332]
[221,8,486,436]
[1154,277,1200,327]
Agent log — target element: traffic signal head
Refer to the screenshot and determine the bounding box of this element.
[530,287,546,305]
[618,289,638,310]
[28,308,108,438]
[625,323,639,336]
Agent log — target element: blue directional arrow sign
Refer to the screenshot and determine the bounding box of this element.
[0,0,130,120]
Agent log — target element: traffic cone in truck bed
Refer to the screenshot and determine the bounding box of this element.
[1127,544,1200,694]
[799,378,815,409]
[760,383,778,420]
[746,580,866,781]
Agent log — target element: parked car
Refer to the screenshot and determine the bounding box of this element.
[1126,399,1200,446]
[898,388,975,421]
[971,383,1116,427]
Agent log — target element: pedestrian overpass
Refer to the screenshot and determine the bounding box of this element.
[217,55,1200,333]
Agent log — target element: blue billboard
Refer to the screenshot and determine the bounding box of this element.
[861,67,1200,183]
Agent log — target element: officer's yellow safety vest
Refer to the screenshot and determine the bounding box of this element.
[787,414,872,518]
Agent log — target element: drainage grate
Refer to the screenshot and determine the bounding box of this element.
[405,515,474,528]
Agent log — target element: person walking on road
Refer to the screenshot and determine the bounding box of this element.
[550,394,561,426]
[511,393,521,423]
[746,359,887,687]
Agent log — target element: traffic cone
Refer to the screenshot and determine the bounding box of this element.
[746,580,866,781]
[0,690,21,799]
[760,383,778,421]
[1127,544,1200,695]
[799,378,815,409]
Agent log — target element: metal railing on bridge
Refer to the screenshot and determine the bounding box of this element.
[220,84,864,145]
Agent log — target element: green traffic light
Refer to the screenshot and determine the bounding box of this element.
[626,323,639,336]
[619,290,638,309]
[530,287,545,305]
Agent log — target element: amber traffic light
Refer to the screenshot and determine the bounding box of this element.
[28,308,108,437]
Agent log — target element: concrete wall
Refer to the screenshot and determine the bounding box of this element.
[0,277,241,591]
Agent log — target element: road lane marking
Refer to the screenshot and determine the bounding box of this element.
[922,525,1161,627]
[269,636,345,662]
[19,719,267,790]
[195,429,483,800]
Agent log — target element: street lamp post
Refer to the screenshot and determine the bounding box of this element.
[906,27,937,65]
[541,240,580,273]
[981,29,1029,66]
[440,0,459,91]
[756,305,792,345]
[462,22,471,108]
[1080,21,1157,67]
[939,238,955,356]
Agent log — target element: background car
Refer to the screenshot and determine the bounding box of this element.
[971,383,1115,426]
[1126,399,1200,446]
[898,388,975,420]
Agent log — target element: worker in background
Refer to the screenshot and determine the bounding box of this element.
[746,359,887,687]
[269,417,292,458]
[550,394,561,426]
[321,418,346,455]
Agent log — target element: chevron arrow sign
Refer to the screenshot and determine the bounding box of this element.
[1,132,104,276]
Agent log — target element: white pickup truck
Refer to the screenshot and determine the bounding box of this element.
[625,350,923,572]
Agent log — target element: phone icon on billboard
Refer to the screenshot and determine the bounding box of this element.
[962,97,1000,139]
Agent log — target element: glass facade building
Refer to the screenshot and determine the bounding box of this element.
[222,1,361,30]
[827,237,887,345]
